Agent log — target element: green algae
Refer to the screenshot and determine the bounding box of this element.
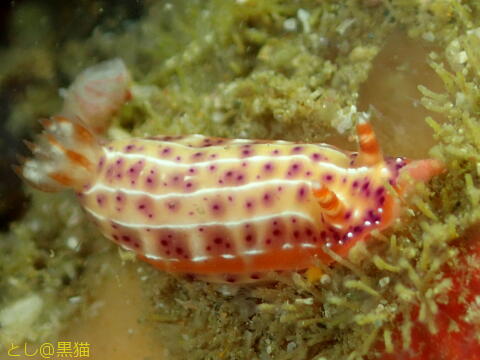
[1,0,480,359]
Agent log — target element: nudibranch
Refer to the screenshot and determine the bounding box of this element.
[19,59,443,283]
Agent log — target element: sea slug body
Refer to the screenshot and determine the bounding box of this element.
[19,59,444,283]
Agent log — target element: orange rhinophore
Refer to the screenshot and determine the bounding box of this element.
[19,59,444,283]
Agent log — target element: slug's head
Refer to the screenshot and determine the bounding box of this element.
[313,119,444,258]
[390,157,444,196]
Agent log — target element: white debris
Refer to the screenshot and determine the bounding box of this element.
[320,274,331,285]
[287,341,297,352]
[334,105,370,134]
[0,294,44,344]
[283,18,298,32]
[422,31,435,42]
[467,27,480,37]
[295,297,314,305]
[379,276,390,288]
[68,296,83,304]
[336,18,356,35]
[297,9,311,33]
[66,236,80,250]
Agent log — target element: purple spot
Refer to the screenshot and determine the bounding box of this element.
[324,174,334,182]
[263,163,274,172]
[367,209,381,223]
[297,186,307,200]
[98,157,105,170]
[126,160,145,184]
[352,181,359,189]
[272,149,280,155]
[166,200,180,212]
[331,230,341,241]
[287,162,302,177]
[362,182,370,191]
[209,165,217,171]
[192,152,204,160]
[353,226,363,233]
[124,144,135,152]
[292,146,303,152]
[96,194,106,206]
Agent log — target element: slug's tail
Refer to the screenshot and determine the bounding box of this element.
[17,58,132,192]
[60,58,131,135]
[16,116,101,192]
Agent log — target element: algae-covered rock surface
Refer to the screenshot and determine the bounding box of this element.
[1,1,480,359]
